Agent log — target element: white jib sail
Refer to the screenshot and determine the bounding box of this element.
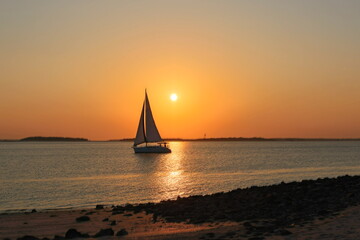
[134,102,146,146]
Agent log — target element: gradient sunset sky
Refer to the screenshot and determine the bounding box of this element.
[1,1,359,140]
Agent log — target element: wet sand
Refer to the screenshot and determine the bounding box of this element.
[1,175,360,239]
[2,205,360,240]
[0,208,239,239]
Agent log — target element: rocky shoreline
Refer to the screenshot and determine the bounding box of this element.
[3,175,360,240]
[113,175,360,236]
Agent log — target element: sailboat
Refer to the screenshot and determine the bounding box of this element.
[133,90,171,153]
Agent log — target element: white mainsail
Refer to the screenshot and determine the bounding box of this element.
[133,91,163,146]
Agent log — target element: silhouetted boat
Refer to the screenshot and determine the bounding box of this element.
[133,90,171,153]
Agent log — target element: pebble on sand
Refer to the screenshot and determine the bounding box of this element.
[75,216,90,222]
[93,228,114,237]
[116,229,128,236]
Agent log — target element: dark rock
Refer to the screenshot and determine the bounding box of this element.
[31,209,37,213]
[205,232,215,238]
[53,236,65,240]
[65,228,82,239]
[123,213,132,217]
[112,211,123,215]
[116,229,128,236]
[243,222,252,227]
[102,218,109,222]
[75,216,90,222]
[225,231,236,237]
[274,229,292,235]
[93,228,114,237]
[85,211,94,215]
[17,236,40,240]
[110,220,116,226]
[153,213,158,223]
[95,205,104,210]
[125,203,133,208]
[318,210,329,216]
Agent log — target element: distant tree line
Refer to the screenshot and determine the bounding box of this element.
[20,136,88,141]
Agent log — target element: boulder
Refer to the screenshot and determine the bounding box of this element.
[93,228,114,237]
[95,205,104,210]
[116,229,128,236]
[65,229,82,239]
[75,216,90,222]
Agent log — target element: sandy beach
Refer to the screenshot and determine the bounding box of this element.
[2,205,360,240]
[2,175,360,240]
[0,207,239,240]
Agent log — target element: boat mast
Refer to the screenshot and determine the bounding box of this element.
[144,89,147,146]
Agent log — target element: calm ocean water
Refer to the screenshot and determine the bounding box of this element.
[0,141,359,212]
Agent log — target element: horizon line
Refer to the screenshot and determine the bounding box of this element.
[1,136,360,142]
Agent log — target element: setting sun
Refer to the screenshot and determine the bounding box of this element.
[170,93,178,101]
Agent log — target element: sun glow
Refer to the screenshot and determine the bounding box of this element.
[170,93,178,101]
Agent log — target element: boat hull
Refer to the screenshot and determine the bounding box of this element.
[133,146,171,153]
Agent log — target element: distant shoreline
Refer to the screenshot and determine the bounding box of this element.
[1,136,360,142]
[0,136,89,142]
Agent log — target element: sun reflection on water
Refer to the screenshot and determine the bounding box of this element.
[154,142,188,200]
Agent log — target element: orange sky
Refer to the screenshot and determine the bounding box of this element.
[1,1,360,140]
